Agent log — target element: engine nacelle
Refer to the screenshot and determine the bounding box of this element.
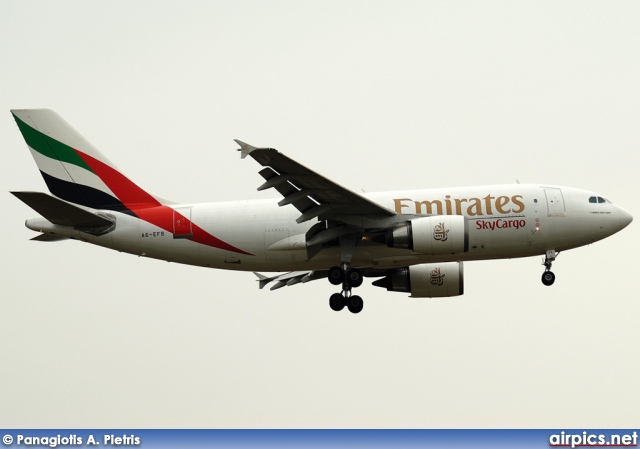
[372,262,464,297]
[385,215,468,255]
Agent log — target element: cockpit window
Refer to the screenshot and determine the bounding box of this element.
[589,196,610,204]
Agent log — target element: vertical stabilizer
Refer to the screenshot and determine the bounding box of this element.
[11,109,168,212]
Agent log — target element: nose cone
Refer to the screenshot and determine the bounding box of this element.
[618,206,633,230]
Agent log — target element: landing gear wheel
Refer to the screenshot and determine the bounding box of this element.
[329,293,346,311]
[346,269,363,288]
[541,271,556,286]
[347,295,364,314]
[328,266,343,285]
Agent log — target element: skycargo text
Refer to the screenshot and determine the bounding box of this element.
[476,219,526,230]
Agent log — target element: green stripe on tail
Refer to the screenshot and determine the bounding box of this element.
[13,113,93,172]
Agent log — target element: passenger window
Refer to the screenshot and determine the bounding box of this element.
[589,196,597,203]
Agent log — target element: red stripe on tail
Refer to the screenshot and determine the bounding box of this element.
[76,149,253,256]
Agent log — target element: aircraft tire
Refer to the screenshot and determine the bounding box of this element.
[541,271,556,286]
[328,266,344,285]
[329,293,346,311]
[346,269,363,288]
[347,295,364,314]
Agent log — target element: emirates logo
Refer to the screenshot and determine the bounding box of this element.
[433,222,449,242]
[430,267,445,286]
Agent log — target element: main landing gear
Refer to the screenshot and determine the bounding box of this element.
[328,263,364,313]
[328,234,365,313]
[541,250,558,286]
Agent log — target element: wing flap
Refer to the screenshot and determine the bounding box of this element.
[237,141,396,221]
[257,165,317,214]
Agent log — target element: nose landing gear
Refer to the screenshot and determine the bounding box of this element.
[541,250,558,286]
[541,271,556,286]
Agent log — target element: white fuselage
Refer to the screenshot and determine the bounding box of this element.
[26,184,630,272]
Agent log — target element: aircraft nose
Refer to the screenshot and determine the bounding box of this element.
[618,206,633,230]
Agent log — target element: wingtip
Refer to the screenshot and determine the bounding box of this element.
[253,272,272,289]
[235,139,256,159]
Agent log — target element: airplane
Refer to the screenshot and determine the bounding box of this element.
[10,109,633,314]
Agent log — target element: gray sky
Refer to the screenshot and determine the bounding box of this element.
[1,1,639,428]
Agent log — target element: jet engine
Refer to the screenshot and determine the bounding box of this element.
[372,262,464,297]
[383,215,468,255]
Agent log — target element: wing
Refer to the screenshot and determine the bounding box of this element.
[252,268,400,291]
[254,270,327,290]
[236,140,396,224]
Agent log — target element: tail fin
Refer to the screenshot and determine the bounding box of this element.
[11,109,170,212]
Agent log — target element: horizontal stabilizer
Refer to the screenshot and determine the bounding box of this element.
[11,191,114,229]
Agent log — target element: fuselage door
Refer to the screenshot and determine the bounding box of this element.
[544,188,566,217]
[173,206,193,239]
